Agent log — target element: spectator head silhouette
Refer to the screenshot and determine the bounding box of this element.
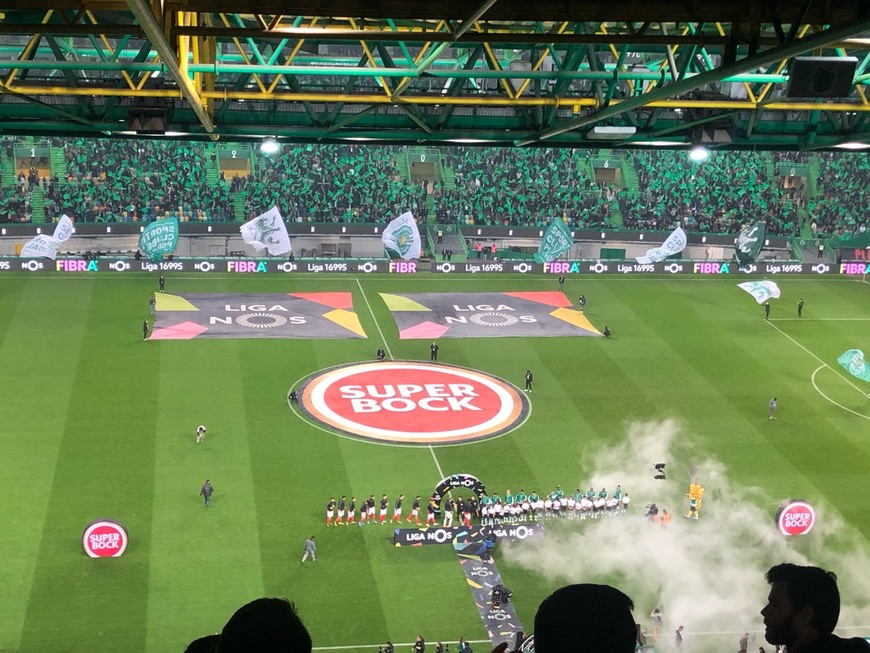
[217,597,312,653]
[761,563,842,651]
[185,634,220,653]
[533,583,637,653]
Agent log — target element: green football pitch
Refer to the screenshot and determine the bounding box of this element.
[0,272,868,653]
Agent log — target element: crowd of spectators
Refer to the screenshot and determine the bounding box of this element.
[434,146,616,228]
[809,152,869,238]
[41,138,234,223]
[1,137,867,238]
[619,150,796,235]
[232,143,427,223]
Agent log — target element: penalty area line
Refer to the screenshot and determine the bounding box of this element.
[811,367,870,420]
[766,321,870,399]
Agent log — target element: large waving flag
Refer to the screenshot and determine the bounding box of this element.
[240,206,291,256]
[382,211,421,260]
[635,226,687,264]
[534,218,573,263]
[738,280,781,304]
[837,349,870,382]
[138,217,179,261]
[20,214,74,259]
[735,221,766,264]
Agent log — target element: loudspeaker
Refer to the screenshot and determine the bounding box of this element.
[786,57,858,98]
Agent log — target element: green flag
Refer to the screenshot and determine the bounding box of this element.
[534,218,573,263]
[735,221,766,264]
[138,217,179,262]
[837,349,870,383]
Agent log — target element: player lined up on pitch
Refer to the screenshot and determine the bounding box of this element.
[322,484,632,527]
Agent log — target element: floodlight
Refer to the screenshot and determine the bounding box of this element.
[689,146,709,162]
[260,137,280,154]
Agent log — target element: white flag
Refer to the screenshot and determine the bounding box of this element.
[53,214,74,243]
[20,214,74,259]
[738,280,782,304]
[239,206,291,256]
[636,226,687,264]
[381,211,421,260]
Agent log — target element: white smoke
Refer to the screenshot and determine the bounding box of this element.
[501,419,870,650]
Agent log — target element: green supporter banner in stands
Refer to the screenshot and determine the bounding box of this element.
[534,219,574,263]
[735,221,766,264]
[138,217,179,261]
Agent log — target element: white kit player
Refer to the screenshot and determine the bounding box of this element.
[196,425,207,444]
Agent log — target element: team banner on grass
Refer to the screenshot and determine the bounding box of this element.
[635,226,687,264]
[735,221,766,264]
[379,291,602,339]
[138,217,179,261]
[20,214,74,259]
[149,292,367,339]
[534,218,573,263]
[240,206,292,256]
[738,280,781,304]
[382,211,421,260]
[455,538,526,650]
[837,349,870,382]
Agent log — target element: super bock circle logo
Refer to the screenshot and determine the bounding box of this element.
[297,361,529,445]
[82,519,129,558]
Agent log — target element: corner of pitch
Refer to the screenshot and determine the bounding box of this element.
[296,361,529,445]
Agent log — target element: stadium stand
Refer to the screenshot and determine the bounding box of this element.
[619,150,793,235]
[808,152,869,238]
[434,146,616,228]
[0,135,865,239]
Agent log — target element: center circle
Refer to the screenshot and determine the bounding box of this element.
[297,361,529,445]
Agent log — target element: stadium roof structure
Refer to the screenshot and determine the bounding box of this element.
[0,0,869,149]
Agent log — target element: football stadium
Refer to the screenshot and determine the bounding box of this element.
[0,2,869,652]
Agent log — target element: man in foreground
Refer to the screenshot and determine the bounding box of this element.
[761,563,870,653]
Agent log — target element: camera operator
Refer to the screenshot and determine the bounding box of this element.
[380,642,395,653]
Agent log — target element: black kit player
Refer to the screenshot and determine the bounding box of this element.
[390,494,404,523]
[325,496,336,526]
[379,494,389,524]
[406,495,422,525]
[335,495,347,525]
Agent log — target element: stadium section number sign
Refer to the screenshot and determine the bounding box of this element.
[297,361,529,445]
[82,519,129,557]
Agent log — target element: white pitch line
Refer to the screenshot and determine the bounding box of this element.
[766,321,870,397]
[354,278,448,475]
[355,278,392,359]
[811,367,870,419]
[772,318,870,321]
